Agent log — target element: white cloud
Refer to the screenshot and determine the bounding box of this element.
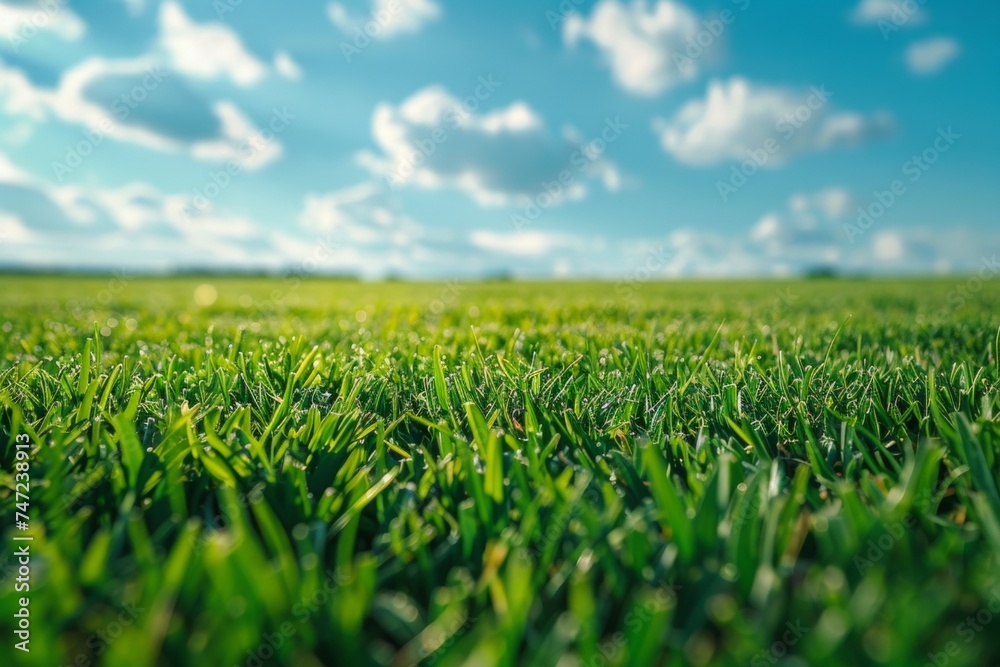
[747,188,851,268]
[0,150,303,269]
[299,181,424,248]
[790,187,853,220]
[0,150,32,184]
[294,180,479,277]
[0,153,442,275]
[0,212,34,243]
[273,50,302,80]
[2,120,33,145]
[0,1,85,42]
[851,0,925,25]
[158,1,267,86]
[358,85,621,207]
[189,101,284,170]
[0,57,282,171]
[872,230,905,261]
[327,0,441,40]
[652,77,892,166]
[563,0,703,96]
[469,229,582,257]
[906,37,960,75]
[119,0,146,16]
[632,188,1000,277]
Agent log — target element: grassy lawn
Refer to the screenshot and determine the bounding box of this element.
[2,276,1000,666]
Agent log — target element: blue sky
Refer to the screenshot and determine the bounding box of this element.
[0,0,996,277]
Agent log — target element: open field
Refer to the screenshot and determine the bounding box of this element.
[2,276,1000,666]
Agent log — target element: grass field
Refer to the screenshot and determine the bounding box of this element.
[2,276,1000,666]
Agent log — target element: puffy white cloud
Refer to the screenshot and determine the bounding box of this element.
[851,0,925,25]
[358,85,623,207]
[158,1,267,86]
[327,0,441,40]
[0,57,283,171]
[652,77,892,166]
[273,50,302,80]
[906,37,960,75]
[563,0,703,96]
[0,1,85,42]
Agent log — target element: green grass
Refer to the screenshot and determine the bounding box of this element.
[2,276,1000,666]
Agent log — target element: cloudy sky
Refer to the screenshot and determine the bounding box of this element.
[0,0,996,277]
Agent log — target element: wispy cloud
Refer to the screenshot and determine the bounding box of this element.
[906,37,960,75]
[327,0,441,40]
